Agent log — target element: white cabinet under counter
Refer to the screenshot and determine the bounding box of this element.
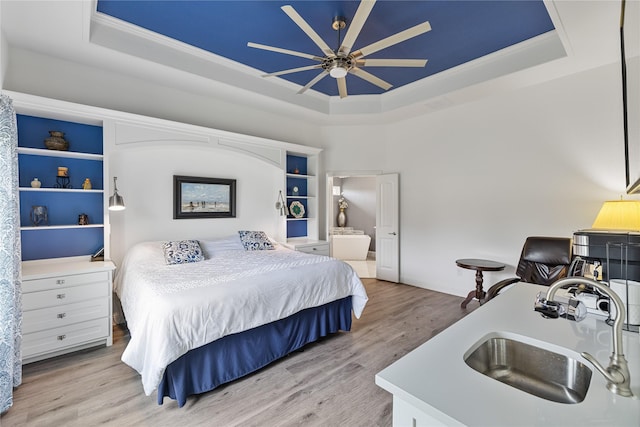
[21,258,115,364]
[376,283,640,426]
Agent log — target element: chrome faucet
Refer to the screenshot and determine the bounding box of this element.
[536,277,633,398]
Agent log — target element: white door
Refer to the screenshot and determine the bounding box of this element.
[376,173,399,282]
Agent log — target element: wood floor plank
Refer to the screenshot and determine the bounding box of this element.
[1,279,475,427]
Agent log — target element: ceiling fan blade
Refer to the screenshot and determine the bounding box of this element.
[356,58,427,67]
[263,65,322,77]
[337,77,348,99]
[350,67,392,91]
[281,5,334,57]
[352,21,431,58]
[297,70,329,94]
[247,42,323,61]
[338,0,376,55]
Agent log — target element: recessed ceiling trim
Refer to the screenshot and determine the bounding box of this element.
[542,0,574,57]
[329,29,565,116]
[381,30,566,114]
[90,3,565,117]
[90,10,332,114]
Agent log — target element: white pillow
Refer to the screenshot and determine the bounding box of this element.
[238,230,275,251]
[200,234,244,257]
[162,240,205,265]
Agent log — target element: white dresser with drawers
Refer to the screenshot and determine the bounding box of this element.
[21,258,115,364]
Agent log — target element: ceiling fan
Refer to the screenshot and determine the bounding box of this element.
[247,0,431,98]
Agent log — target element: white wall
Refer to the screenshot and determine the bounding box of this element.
[320,62,631,297]
[108,139,283,267]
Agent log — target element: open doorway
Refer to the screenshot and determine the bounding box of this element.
[327,172,399,281]
[329,175,376,277]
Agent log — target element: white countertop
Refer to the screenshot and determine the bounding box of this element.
[375,283,640,426]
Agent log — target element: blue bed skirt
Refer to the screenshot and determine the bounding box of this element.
[157,296,353,406]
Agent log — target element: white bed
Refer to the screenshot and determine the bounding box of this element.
[114,234,368,404]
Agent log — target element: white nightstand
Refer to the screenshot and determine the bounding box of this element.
[281,238,330,256]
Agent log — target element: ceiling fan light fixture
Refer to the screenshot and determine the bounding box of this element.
[332,16,346,31]
[329,64,348,78]
[248,1,431,97]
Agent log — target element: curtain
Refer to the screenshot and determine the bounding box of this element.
[0,94,22,414]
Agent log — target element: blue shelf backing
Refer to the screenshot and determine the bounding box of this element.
[20,191,104,226]
[17,114,103,154]
[18,154,103,189]
[21,228,104,261]
[286,176,308,197]
[287,220,308,238]
[286,154,310,239]
[286,154,308,175]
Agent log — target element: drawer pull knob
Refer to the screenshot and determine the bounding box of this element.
[56,293,66,299]
[57,313,66,319]
[56,279,65,285]
[57,334,66,341]
[312,247,317,251]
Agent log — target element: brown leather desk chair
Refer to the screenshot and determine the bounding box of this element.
[485,236,573,301]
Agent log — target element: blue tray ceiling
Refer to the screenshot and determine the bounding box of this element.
[96,1,555,97]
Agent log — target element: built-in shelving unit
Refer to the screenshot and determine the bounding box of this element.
[14,106,115,364]
[285,153,318,241]
[17,114,105,261]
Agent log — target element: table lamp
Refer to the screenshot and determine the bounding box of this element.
[591,199,640,231]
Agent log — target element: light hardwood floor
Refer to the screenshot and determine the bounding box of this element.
[1,279,477,427]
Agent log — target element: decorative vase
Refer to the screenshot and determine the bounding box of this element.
[30,178,41,188]
[337,208,347,227]
[82,178,92,190]
[30,205,48,226]
[44,131,69,151]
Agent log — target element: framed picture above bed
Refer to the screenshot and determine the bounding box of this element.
[173,175,236,219]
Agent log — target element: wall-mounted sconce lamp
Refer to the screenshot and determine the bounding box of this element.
[276,190,289,216]
[591,198,640,231]
[108,177,125,211]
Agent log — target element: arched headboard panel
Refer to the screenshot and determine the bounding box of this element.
[107,120,286,267]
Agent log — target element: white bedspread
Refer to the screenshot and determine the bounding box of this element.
[114,238,368,395]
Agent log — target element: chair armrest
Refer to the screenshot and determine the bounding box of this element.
[485,277,521,301]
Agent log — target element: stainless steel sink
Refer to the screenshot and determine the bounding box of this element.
[464,336,592,404]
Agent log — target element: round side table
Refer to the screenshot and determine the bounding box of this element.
[456,258,505,308]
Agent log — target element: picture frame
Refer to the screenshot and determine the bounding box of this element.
[622,0,640,193]
[173,175,236,219]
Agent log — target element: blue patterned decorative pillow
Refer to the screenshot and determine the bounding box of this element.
[162,240,205,265]
[238,231,275,251]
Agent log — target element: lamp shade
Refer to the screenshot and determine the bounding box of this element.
[108,176,125,211]
[591,200,640,231]
[109,192,125,211]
